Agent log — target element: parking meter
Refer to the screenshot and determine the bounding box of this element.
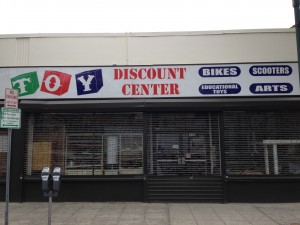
[41,167,50,193]
[52,167,61,193]
[41,167,62,225]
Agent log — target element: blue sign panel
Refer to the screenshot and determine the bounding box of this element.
[249,83,293,94]
[199,66,241,77]
[249,65,292,76]
[199,83,241,95]
[75,69,103,95]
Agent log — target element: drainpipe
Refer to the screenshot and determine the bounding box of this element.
[293,0,300,78]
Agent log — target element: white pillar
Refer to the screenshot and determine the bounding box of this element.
[273,144,279,175]
[264,145,269,175]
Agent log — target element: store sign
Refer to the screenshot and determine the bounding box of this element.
[249,83,293,94]
[249,65,293,76]
[199,83,241,95]
[0,63,298,99]
[198,66,241,77]
[11,71,39,97]
[0,108,21,129]
[76,69,103,95]
[40,70,72,96]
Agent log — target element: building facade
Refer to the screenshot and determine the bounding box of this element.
[1,29,300,202]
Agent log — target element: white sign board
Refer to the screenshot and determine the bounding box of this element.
[4,88,18,108]
[0,108,21,129]
[0,63,298,99]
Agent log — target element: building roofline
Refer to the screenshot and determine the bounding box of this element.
[0,28,295,39]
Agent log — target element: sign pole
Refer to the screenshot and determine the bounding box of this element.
[2,88,19,225]
[293,0,300,84]
[4,128,12,225]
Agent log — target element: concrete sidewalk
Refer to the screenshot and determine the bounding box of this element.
[1,202,300,225]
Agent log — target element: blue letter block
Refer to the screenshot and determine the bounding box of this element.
[75,69,103,95]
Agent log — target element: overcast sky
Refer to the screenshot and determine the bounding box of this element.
[0,0,295,34]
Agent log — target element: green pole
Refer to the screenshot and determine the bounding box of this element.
[293,0,300,79]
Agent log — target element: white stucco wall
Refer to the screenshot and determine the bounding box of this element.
[0,29,297,67]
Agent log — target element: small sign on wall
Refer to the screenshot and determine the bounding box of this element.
[4,88,18,108]
[0,108,21,129]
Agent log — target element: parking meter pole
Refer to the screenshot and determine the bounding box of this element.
[48,193,52,225]
[4,128,12,225]
[41,167,61,225]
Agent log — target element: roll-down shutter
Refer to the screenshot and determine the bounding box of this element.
[0,129,8,176]
[224,111,300,175]
[24,112,143,176]
[147,112,221,176]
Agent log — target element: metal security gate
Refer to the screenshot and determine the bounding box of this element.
[223,111,300,176]
[24,112,143,177]
[0,129,8,177]
[146,112,223,202]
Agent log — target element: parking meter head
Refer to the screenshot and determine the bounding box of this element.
[41,167,50,174]
[41,167,50,192]
[52,167,61,193]
[52,167,61,177]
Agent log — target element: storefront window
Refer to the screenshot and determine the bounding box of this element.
[25,112,143,176]
[0,129,8,176]
[147,112,221,176]
[224,111,300,175]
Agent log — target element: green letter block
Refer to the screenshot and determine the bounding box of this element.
[11,72,40,97]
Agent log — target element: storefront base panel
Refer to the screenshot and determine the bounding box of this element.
[3,177,300,203]
[19,178,144,202]
[0,180,5,201]
[146,176,223,203]
[226,178,300,203]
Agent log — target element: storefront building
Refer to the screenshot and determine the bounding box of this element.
[1,29,300,202]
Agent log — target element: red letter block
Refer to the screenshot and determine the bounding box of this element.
[40,71,72,96]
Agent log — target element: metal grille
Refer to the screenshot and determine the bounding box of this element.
[24,112,143,176]
[147,112,221,176]
[224,111,300,175]
[0,129,8,176]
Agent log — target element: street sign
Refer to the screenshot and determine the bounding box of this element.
[2,90,21,225]
[4,88,19,108]
[0,108,21,129]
